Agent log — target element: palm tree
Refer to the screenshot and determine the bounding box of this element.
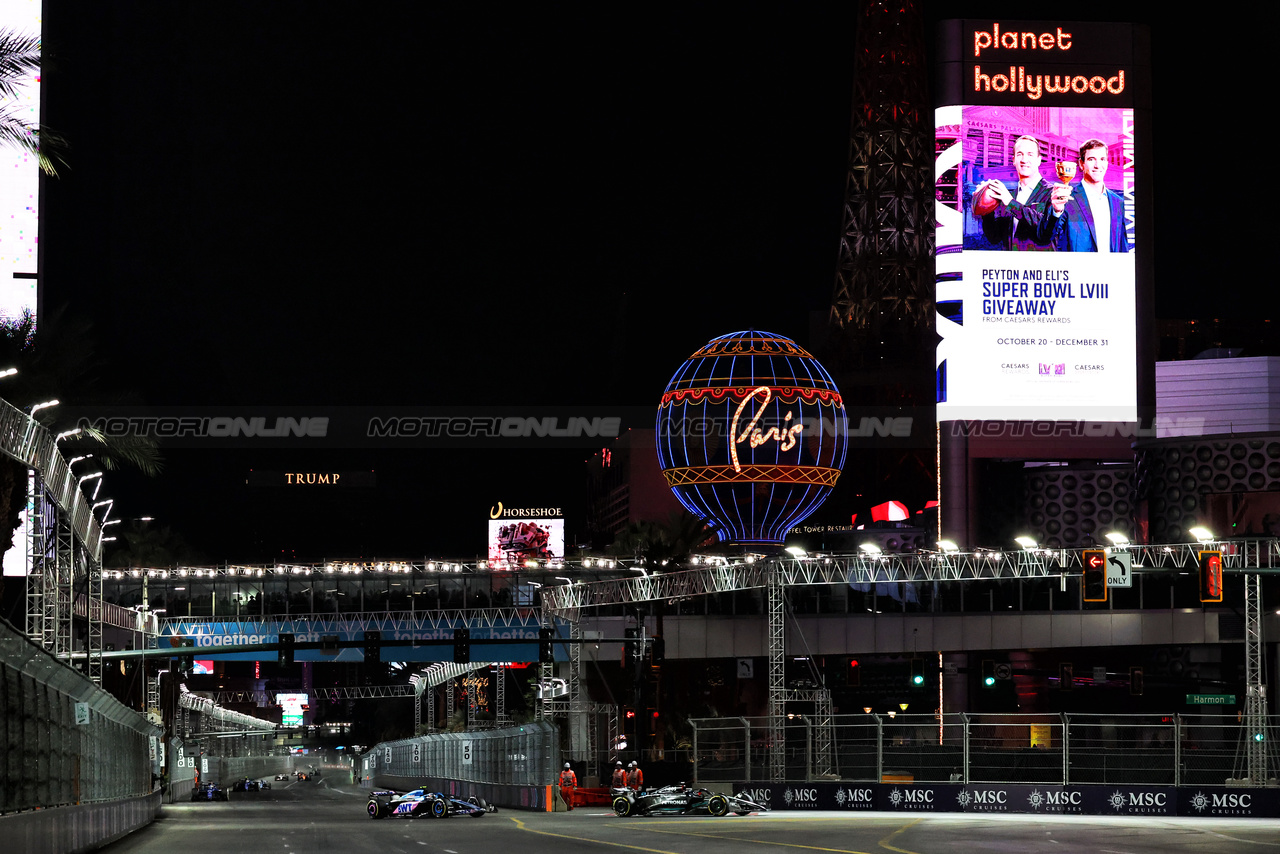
[0,28,65,175]
[608,510,717,569]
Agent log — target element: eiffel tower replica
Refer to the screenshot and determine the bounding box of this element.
[824,0,937,537]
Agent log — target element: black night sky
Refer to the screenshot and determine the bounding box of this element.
[30,3,1267,563]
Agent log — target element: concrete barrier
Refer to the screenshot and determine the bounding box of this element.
[0,791,162,854]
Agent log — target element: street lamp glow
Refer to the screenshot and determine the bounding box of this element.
[1104,531,1130,545]
[1189,526,1215,543]
[30,399,59,416]
[859,543,882,555]
[78,472,103,488]
[0,367,16,379]
[55,428,81,443]
[784,546,807,558]
[936,540,959,553]
[1014,536,1038,549]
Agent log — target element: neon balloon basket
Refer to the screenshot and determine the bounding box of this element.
[655,330,848,546]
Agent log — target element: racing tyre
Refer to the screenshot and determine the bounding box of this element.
[612,796,633,817]
[467,796,488,817]
[429,797,448,819]
[367,800,386,819]
[707,795,729,817]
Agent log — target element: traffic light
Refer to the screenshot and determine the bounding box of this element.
[363,630,381,666]
[649,710,659,735]
[623,707,636,729]
[650,635,665,663]
[910,658,925,687]
[1059,662,1073,691]
[981,659,995,687]
[278,633,294,667]
[1082,549,1108,602]
[848,658,861,687]
[539,627,555,663]
[1130,666,1143,695]
[1198,550,1223,603]
[453,628,470,663]
[623,627,639,662]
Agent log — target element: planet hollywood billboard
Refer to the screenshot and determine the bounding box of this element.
[935,20,1151,424]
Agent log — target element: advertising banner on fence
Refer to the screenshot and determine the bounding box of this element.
[732,782,1280,818]
[159,617,561,663]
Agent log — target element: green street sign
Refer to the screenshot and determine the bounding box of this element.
[1186,694,1236,705]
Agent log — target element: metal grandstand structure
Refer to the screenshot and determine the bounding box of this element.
[0,397,108,684]
[541,538,1280,784]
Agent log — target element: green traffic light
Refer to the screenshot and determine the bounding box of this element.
[912,675,924,685]
[1255,732,1265,742]
[983,676,995,687]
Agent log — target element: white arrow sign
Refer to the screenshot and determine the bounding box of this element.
[1106,551,1132,589]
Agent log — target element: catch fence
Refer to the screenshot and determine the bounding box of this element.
[363,720,559,788]
[0,616,160,813]
[690,712,1280,786]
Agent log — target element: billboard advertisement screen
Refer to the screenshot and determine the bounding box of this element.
[935,20,1146,423]
[0,0,41,322]
[487,518,564,563]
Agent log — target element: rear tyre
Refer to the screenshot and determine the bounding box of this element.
[708,795,729,817]
[612,796,633,817]
[367,800,386,819]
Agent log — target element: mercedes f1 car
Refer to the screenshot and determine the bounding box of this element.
[366,788,498,819]
[611,784,767,817]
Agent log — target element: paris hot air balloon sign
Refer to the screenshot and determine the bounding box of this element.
[655,331,848,545]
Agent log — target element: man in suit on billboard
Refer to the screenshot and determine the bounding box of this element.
[1050,139,1130,252]
[973,135,1056,251]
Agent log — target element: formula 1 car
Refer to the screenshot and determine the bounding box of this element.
[366,788,498,819]
[611,784,768,817]
[191,781,228,802]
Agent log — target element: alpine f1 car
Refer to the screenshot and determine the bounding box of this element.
[366,788,498,819]
[191,781,228,802]
[611,784,767,817]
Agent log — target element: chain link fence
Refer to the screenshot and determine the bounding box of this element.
[692,713,1280,786]
[1,616,160,813]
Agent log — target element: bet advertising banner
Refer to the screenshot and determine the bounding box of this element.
[732,782,1280,818]
[159,617,565,663]
[935,21,1147,423]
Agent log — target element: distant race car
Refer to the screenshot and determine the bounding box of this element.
[191,781,228,802]
[231,778,261,792]
[275,773,290,781]
[611,784,768,817]
[366,788,498,819]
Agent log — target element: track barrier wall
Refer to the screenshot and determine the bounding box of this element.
[729,781,1280,818]
[0,617,163,851]
[363,721,559,811]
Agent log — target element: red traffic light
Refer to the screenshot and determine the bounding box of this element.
[1198,551,1223,602]
[1082,549,1108,602]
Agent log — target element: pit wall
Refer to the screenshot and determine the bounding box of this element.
[732,781,1279,818]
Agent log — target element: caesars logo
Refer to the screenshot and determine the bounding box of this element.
[489,502,563,519]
